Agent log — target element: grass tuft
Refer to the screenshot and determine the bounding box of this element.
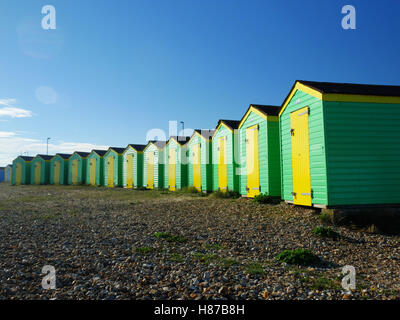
[312,226,339,239]
[276,249,320,266]
[153,232,187,243]
[170,253,184,262]
[192,252,218,264]
[134,247,152,254]
[211,190,241,199]
[244,263,264,275]
[319,212,333,224]
[253,193,280,204]
[181,186,200,194]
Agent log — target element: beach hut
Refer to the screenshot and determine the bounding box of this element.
[68,152,90,185]
[5,164,12,183]
[212,120,241,193]
[31,155,53,185]
[122,144,146,189]
[143,141,166,189]
[12,156,33,185]
[86,150,107,186]
[103,147,125,187]
[187,130,214,192]
[0,167,4,183]
[49,154,72,185]
[238,104,281,198]
[164,136,190,191]
[279,80,400,207]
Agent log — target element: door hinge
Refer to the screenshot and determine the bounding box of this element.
[290,128,295,136]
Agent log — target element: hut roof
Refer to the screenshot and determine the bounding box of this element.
[297,80,400,96]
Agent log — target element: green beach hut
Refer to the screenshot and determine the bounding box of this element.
[68,152,90,185]
[31,155,53,185]
[12,156,33,185]
[279,80,400,208]
[103,147,125,188]
[86,150,107,186]
[238,104,281,198]
[212,120,240,193]
[122,144,146,189]
[143,141,166,189]
[186,130,214,192]
[164,136,190,191]
[6,164,12,183]
[49,153,72,185]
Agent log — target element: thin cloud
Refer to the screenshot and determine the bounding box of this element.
[0,132,108,166]
[0,131,17,138]
[0,98,33,118]
[0,98,17,105]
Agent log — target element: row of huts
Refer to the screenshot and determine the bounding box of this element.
[0,165,12,183]
[7,80,400,208]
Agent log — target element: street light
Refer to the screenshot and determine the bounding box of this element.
[47,137,51,155]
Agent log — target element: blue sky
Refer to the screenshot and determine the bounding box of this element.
[1,0,400,165]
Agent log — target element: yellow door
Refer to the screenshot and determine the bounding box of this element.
[107,156,114,187]
[246,125,260,198]
[90,158,96,186]
[193,144,201,191]
[147,151,154,189]
[72,159,79,184]
[126,154,133,188]
[290,107,312,206]
[16,163,22,185]
[34,162,41,185]
[169,148,176,191]
[218,137,227,191]
[54,161,60,185]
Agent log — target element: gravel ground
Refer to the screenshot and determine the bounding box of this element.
[0,183,399,300]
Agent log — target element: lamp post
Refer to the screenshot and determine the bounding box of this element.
[47,137,51,155]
